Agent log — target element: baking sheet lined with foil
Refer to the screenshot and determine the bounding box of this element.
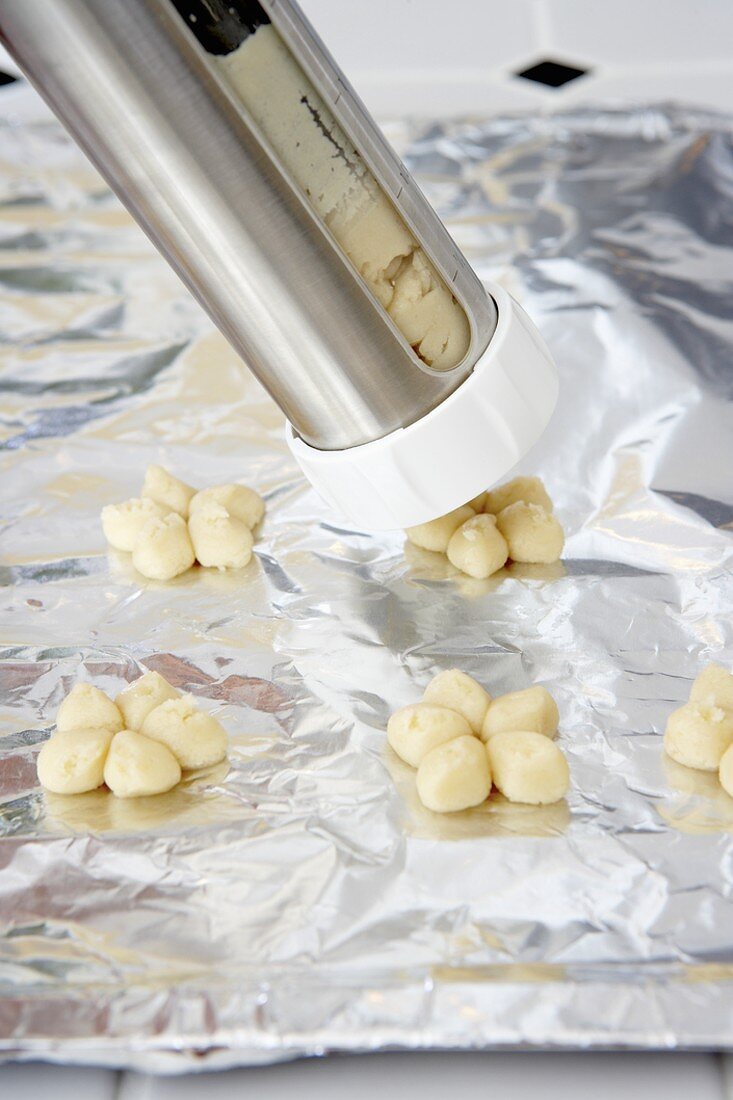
[1,80,733,1069]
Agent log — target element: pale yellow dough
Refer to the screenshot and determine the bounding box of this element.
[719,742,733,798]
[387,703,472,768]
[664,703,733,771]
[482,685,559,742]
[116,671,180,731]
[496,502,564,564]
[423,669,491,735]
[689,664,733,712]
[141,695,228,769]
[142,464,195,518]
[484,476,553,516]
[37,727,115,794]
[101,497,169,552]
[487,730,569,805]
[103,729,181,798]
[405,505,475,554]
[417,735,491,813]
[132,513,195,581]
[189,484,265,530]
[56,683,124,734]
[446,513,508,579]
[188,502,253,570]
[467,492,488,512]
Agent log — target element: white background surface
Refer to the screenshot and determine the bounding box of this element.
[2,0,733,1094]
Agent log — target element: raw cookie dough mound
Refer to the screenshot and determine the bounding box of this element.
[496,501,564,564]
[467,491,488,512]
[132,513,195,581]
[387,703,472,768]
[141,695,228,769]
[189,484,265,530]
[142,464,195,518]
[719,742,733,798]
[417,735,491,813]
[56,683,124,734]
[37,727,115,794]
[689,664,733,712]
[116,671,180,731]
[482,685,559,742]
[104,729,181,798]
[487,730,569,805]
[188,502,253,570]
[447,513,508,579]
[423,669,491,735]
[664,703,733,771]
[484,476,553,516]
[405,505,475,554]
[101,497,169,552]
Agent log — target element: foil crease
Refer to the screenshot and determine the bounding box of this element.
[1,85,733,1069]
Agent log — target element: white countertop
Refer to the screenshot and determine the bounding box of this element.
[2,0,733,1094]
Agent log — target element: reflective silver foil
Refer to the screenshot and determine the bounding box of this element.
[1,83,733,1070]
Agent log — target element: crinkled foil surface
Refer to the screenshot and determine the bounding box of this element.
[1,83,733,1070]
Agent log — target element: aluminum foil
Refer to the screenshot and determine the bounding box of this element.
[2,84,733,1070]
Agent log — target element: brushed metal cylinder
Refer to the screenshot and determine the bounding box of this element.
[0,0,495,449]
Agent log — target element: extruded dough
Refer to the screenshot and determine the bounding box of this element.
[405,505,475,554]
[387,703,472,768]
[416,734,491,813]
[484,476,553,516]
[116,671,180,731]
[467,491,488,512]
[496,501,564,564]
[719,742,733,798]
[482,685,559,742]
[446,513,508,579]
[37,727,115,795]
[487,730,569,805]
[56,683,124,734]
[423,669,491,735]
[141,695,228,769]
[189,484,265,530]
[101,497,169,552]
[103,729,181,798]
[142,464,195,518]
[188,502,253,570]
[689,664,733,713]
[132,513,196,581]
[664,703,733,771]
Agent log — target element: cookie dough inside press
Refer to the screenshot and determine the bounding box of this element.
[132,513,196,581]
[405,505,475,554]
[664,703,733,771]
[101,497,169,552]
[218,24,470,370]
[689,664,733,713]
[56,683,124,734]
[416,735,491,813]
[189,483,265,530]
[482,685,559,742]
[37,727,115,795]
[446,513,508,579]
[484,476,553,516]
[387,703,472,768]
[141,695,229,769]
[495,501,564,564]
[423,669,491,735]
[487,730,569,805]
[142,464,195,518]
[188,502,254,571]
[103,729,181,798]
[116,670,180,731]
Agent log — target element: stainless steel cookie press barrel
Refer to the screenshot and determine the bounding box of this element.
[0,0,557,529]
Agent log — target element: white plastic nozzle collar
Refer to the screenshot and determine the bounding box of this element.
[286,285,558,531]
